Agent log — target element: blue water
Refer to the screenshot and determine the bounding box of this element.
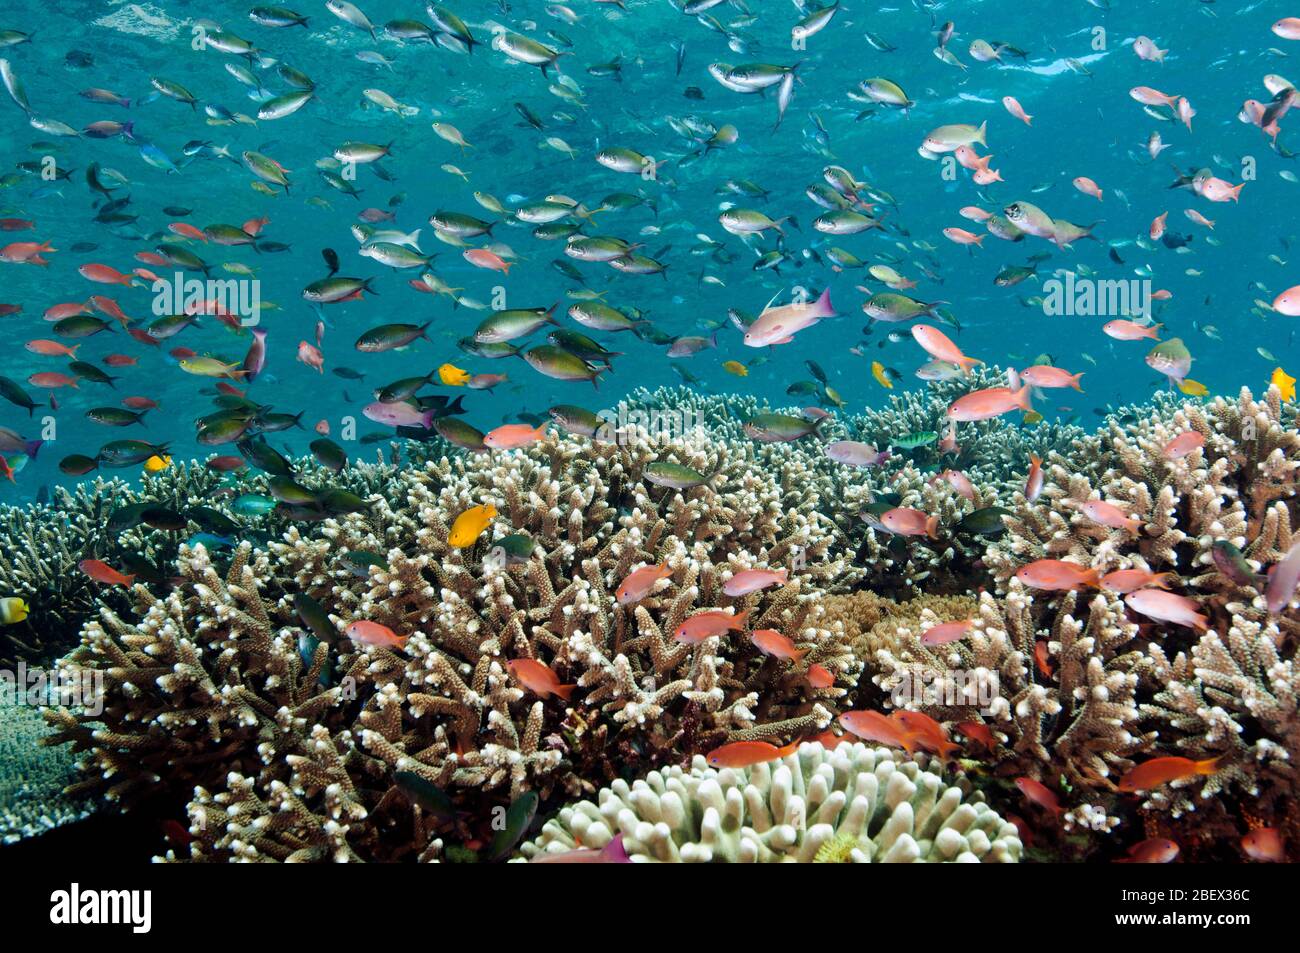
[0,0,1295,501]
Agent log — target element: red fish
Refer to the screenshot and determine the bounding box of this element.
[79,559,135,586]
[1014,777,1063,816]
[1115,838,1180,864]
[954,721,996,750]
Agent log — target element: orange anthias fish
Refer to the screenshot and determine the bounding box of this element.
[1117,755,1221,793]
[506,658,576,700]
[1015,559,1102,591]
[345,620,408,650]
[483,423,547,449]
[1101,569,1178,594]
[805,664,835,689]
[705,739,798,768]
[673,608,749,643]
[750,628,805,660]
[78,559,135,586]
[615,562,673,604]
[806,728,854,748]
[891,710,959,759]
[839,710,918,751]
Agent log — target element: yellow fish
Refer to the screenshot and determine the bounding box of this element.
[871,361,894,389]
[1023,411,1044,425]
[0,596,28,625]
[1271,366,1297,402]
[1178,378,1209,397]
[722,360,748,377]
[448,503,497,548]
[179,357,248,380]
[824,386,846,409]
[439,363,471,386]
[143,454,172,473]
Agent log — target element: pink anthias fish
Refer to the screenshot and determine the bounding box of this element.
[1124,589,1209,630]
[824,440,891,467]
[933,469,975,501]
[920,619,974,646]
[722,568,788,597]
[946,384,1034,422]
[879,507,940,539]
[1019,365,1084,391]
[1163,431,1205,459]
[1266,539,1300,614]
[912,324,982,375]
[742,288,836,347]
[1080,499,1143,533]
[297,340,324,372]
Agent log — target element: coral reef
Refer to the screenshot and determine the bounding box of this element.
[867,387,1300,856]
[19,385,1300,863]
[45,426,863,860]
[518,741,1022,862]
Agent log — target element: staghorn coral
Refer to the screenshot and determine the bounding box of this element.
[47,426,864,861]
[948,386,1300,842]
[517,741,1022,862]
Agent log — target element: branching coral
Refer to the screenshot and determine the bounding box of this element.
[46,426,864,860]
[518,741,1022,862]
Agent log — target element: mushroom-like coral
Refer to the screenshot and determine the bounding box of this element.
[518,741,1022,863]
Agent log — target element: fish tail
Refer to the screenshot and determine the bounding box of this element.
[925,514,940,540]
[1013,383,1035,413]
[1080,567,1103,589]
[731,608,751,630]
[1071,372,1085,391]
[554,683,576,701]
[975,119,987,146]
[1196,755,1222,775]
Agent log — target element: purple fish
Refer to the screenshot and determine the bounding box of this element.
[1266,539,1300,614]
[242,327,267,382]
[363,400,434,429]
[824,440,890,467]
